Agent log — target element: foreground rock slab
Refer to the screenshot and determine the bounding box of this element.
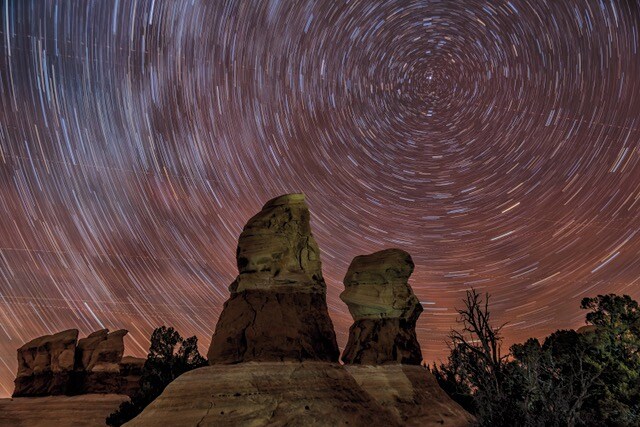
[346,365,475,426]
[0,394,128,427]
[124,362,400,427]
[340,249,424,364]
[124,362,474,427]
[208,194,339,363]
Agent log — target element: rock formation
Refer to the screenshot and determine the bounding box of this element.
[346,365,475,426]
[77,329,131,394]
[207,193,340,363]
[125,194,473,426]
[13,328,143,397]
[340,248,424,365]
[125,361,474,427]
[14,329,78,396]
[119,356,146,397]
[0,394,129,427]
[123,362,401,427]
[75,329,110,371]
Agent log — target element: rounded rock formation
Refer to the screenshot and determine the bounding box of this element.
[123,363,474,427]
[340,249,424,365]
[232,193,325,293]
[207,193,340,364]
[14,329,79,396]
[123,362,401,427]
[13,328,141,397]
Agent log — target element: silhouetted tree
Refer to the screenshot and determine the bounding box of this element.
[432,289,513,424]
[579,295,640,425]
[106,326,207,426]
[431,291,640,427]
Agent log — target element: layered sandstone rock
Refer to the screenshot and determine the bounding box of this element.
[123,195,473,427]
[340,249,424,365]
[119,356,146,397]
[123,362,400,427]
[207,194,340,363]
[232,193,325,293]
[89,329,128,370]
[124,363,474,427]
[79,329,129,394]
[13,328,141,397]
[75,329,109,371]
[0,394,129,427]
[346,365,475,426]
[14,329,79,396]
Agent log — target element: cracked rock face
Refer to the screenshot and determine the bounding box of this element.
[207,194,339,363]
[340,249,424,365]
[232,193,325,293]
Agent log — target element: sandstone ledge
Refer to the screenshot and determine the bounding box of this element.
[0,394,128,427]
[346,365,475,426]
[124,362,474,427]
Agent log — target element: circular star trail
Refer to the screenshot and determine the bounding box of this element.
[1,0,639,396]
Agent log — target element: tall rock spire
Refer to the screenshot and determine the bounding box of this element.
[207,194,340,363]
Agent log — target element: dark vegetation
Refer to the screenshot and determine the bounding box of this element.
[432,290,640,427]
[106,326,208,427]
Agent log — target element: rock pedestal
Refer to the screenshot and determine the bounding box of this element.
[340,249,424,365]
[207,193,340,363]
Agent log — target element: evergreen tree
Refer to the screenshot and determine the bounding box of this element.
[106,326,208,427]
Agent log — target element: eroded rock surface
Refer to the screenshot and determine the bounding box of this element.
[341,249,424,365]
[346,365,475,426]
[13,328,141,397]
[85,329,127,371]
[124,362,401,427]
[119,356,145,397]
[14,329,79,396]
[124,363,474,427]
[0,394,129,427]
[208,194,339,363]
[233,193,325,293]
[75,329,109,371]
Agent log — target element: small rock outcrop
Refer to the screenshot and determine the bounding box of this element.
[340,249,424,365]
[13,328,144,397]
[14,329,79,396]
[207,194,340,363]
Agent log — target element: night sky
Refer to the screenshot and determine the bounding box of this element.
[1,0,639,397]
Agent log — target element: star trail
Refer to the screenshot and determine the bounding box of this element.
[1,0,640,397]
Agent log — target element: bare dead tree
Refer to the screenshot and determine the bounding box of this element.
[445,288,510,423]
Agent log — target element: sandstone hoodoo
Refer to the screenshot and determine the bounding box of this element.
[14,329,78,396]
[207,193,340,363]
[340,248,424,365]
[13,328,143,397]
[125,194,474,426]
